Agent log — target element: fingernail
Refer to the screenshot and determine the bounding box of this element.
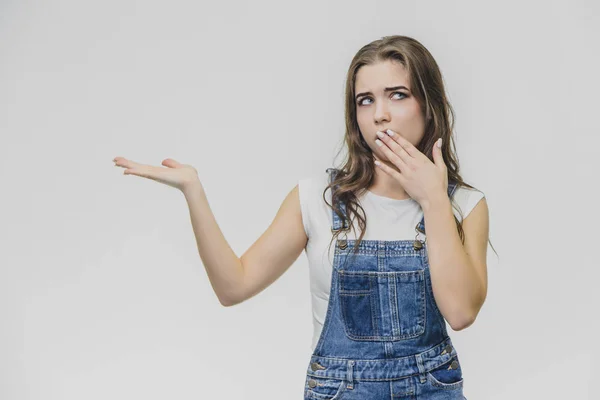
[437,138,442,148]
[375,139,384,147]
[376,131,385,138]
[386,129,394,136]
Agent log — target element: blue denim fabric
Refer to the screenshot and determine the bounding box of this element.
[304,168,466,400]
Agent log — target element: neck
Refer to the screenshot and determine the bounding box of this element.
[368,167,410,200]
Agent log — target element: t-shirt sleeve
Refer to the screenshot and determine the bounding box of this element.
[298,177,313,239]
[452,186,485,222]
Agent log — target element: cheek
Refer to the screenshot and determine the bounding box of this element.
[400,98,422,115]
[356,114,368,131]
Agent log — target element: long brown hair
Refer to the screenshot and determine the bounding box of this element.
[323,35,497,258]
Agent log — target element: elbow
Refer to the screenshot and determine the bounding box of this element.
[219,294,242,307]
[219,298,235,307]
[218,279,246,307]
[450,290,486,331]
[218,290,243,307]
[219,262,247,307]
[449,306,480,331]
[449,314,476,331]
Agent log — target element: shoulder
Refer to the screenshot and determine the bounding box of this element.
[298,170,331,237]
[299,170,331,201]
[451,184,486,222]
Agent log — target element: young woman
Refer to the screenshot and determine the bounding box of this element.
[114,35,492,399]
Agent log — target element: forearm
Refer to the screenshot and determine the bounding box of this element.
[182,180,243,306]
[422,194,485,330]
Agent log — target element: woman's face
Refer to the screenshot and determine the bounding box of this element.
[354,60,426,162]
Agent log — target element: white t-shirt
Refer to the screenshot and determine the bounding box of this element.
[298,170,485,352]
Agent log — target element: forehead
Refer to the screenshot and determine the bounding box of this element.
[355,60,410,91]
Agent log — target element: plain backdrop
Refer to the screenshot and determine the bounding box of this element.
[1,0,598,399]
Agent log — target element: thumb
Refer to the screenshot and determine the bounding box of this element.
[162,158,182,168]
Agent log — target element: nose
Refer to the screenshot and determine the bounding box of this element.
[374,103,390,124]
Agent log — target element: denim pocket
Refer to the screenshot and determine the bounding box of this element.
[338,270,426,340]
[426,356,464,390]
[304,375,346,400]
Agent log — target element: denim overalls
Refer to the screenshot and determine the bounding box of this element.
[304,168,466,400]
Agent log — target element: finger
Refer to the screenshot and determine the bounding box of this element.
[374,158,405,184]
[385,129,421,159]
[377,130,412,163]
[114,158,153,178]
[375,132,408,171]
[115,158,171,184]
[123,166,152,179]
[114,157,137,169]
[125,166,168,185]
[162,158,181,168]
[432,138,446,170]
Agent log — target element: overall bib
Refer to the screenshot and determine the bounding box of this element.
[304,168,466,400]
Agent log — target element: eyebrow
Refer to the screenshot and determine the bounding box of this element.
[355,86,410,100]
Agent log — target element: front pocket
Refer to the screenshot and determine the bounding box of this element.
[426,357,464,390]
[338,270,426,340]
[305,375,346,400]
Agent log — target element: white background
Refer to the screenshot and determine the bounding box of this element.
[1,0,598,398]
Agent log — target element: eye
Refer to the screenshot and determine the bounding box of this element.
[357,91,407,106]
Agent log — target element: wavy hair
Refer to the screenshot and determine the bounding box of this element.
[323,35,497,259]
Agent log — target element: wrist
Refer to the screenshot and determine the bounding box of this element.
[182,178,204,197]
[421,192,450,213]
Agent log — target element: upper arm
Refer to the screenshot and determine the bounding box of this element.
[462,196,489,308]
[229,184,308,306]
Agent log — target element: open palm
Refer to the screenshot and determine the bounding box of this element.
[113,157,199,191]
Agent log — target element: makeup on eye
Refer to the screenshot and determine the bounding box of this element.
[357,91,407,106]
